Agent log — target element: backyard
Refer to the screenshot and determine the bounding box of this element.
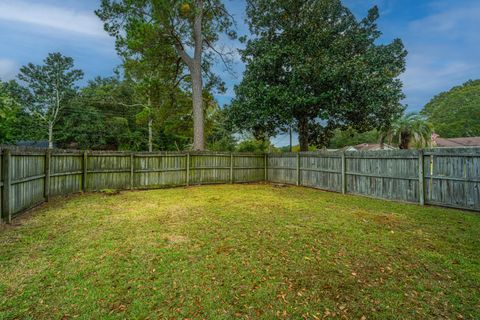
[0,184,479,319]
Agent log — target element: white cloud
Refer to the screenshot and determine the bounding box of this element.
[410,1,480,38]
[399,1,480,111]
[401,49,480,110]
[0,58,17,80]
[0,0,107,38]
[402,56,479,93]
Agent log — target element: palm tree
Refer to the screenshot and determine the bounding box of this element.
[383,113,434,149]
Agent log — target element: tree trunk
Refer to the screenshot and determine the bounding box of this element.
[191,0,204,151]
[171,0,204,150]
[148,118,153,152]
[298,115,309,152]
[399,133,410,149]
[289,125,292,152]
[190,63,204,151]
[379,134,385,149]
[48,123,53,149]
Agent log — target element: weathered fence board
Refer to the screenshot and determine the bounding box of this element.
[10,154,45,215]
[134,154,187,188]
[424,148,480,210]
[345,150,419,203]
[300,154,342,192]
[266,149,479,210]
[189,154,231,185]
[87,154,131,191]
[1,147,479,224]
[233,154,265,182]
[267,153,298,185]
[50,154,83,196]
[1,151,5,222]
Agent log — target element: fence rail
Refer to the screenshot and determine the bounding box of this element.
[0,150,266,223]
[267,148,480,211]
[1,148,479,223]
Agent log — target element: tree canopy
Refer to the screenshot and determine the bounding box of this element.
[421,80,480,138]
[228,0,407,151]
[0,81,21,143]
[328,128,380,149]
[56,76,204,151]
[96,0,236,150]
[383,113,433,149]
[18,52,84,148]
[0,1,430,153]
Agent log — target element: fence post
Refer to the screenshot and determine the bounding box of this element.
[296,153,300,186]
[341,152,347,194]
[264,153,268,182]
[429,154,434,201]
[130,153,134,190]
[230,153,234,184]
[2,149,12,224]
[82,151,88,192]
[418,150,425,205]
[186,152,190,186]
[44,149,51,202]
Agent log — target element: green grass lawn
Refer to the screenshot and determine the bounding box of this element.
[1,184,479,319]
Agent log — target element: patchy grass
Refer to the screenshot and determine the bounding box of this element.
[0,184,479,319]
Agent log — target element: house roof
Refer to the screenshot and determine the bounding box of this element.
[434,137,480,147]
[15,140,51,148]
[351,143,396,151]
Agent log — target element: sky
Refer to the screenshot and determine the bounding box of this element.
[0,0,479,146]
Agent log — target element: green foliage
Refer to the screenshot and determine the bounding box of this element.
[18,53,84,122]
[18,52,84,148]
[0,45,229,152]
[384,113,433,149]
[328,128,381,149]
[2,68,229,151]
[229,0,406,151]
[207,108,237,151]
[236,138,272,152]
[57,102,106,149]
[96,0,237,150]
[55,76,223,151]
[96,0,236,74]
[118,13,186,151]
[278,145,317,152]
[155,128,191,151]
[421,79,480,138]
[55,77,142,150]
[0,80,43,143]
[0,83,21,143]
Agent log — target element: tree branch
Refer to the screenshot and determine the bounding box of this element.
[174,43,193,68]
[204,39,235,76]
[168,17,194,68]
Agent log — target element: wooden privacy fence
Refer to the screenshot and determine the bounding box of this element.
[267,148,480,211]
[0,150,266,223]
[1,147,479,223]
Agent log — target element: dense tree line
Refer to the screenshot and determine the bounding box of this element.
[421,80,480,138]
[96,0,237,151]
[0,52,242,151]
[4,0,469,152]
[327,78,480,148]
